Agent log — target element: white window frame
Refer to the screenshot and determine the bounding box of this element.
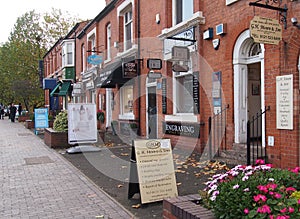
[124,9,133,51]
[106,24,111,61]
[61,40,74,67]
[172,0,194,26]
[87,28,97,55]
[81,44,86,72]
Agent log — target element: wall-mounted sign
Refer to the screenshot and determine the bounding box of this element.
[87,54,103,65]
[148,71,162,79]
[162,122,200,138]
[123,60,137,78]
[250,16,282,45]
[276,74,293,130]
[134,139,178,204]
[162,78,167,114]
[193,72,200,114]
[147,59,162,70]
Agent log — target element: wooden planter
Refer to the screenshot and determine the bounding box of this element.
[25,120,35,129]
[44,128,70,149]
[18,115,30,122]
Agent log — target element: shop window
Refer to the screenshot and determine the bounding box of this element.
[174,73,194,113]
[173,0,193,25]
[120,85,133,115]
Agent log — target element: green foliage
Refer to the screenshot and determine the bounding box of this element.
[53,111,68,132]
[201,162,300,219]
[0,8,79,109]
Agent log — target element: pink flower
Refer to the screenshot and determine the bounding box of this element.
[286,187,296,193]
[256,159,265,165]
[257,185,268,193]
[288,207,294,213]
[257,205,271,214]
[254,194,267,202]
[273,193,282,199]
[280,207,287,213]
[244,208,249,214]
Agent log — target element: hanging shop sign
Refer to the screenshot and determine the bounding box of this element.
[123,60,137,78]
[250,16,282,45]
[87,54,103,65]
[147,59,162,70]
[147,70,162,79]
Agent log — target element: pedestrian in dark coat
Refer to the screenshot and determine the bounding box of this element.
[18,103,22,116]
[10,103,17,122]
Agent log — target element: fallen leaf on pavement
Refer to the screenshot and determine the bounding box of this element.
[117,184,123,188]
[132,204,141,209]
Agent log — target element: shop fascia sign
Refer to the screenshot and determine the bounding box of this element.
[250,16,282,45]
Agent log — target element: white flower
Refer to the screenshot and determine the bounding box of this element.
[242,175,249,181]
[244,188,250,192]
[233,184,239,189]
[268,178,274,182]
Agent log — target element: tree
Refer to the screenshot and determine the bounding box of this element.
[0,9,79,111]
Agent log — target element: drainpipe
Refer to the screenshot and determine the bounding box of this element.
[137,0,141,136]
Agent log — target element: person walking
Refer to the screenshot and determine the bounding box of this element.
[18,103,22,116]
[10,103,17,122]
[0,103,4,119]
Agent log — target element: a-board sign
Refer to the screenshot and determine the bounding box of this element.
[34,108,49,134]
[134,139,178,204]
[68,103,97,144]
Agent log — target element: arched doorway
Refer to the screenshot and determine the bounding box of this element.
[233,30,265,144]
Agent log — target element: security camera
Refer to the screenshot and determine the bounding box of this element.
[291,17,298,25]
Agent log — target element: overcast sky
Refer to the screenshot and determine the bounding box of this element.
[0,0,106,43]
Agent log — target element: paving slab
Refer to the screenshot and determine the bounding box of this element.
[0,118,134,219]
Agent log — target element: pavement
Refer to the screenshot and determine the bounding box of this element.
[0,118,134,219]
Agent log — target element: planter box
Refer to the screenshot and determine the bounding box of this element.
[18,115,30,122]
[44,128,70,149]
[25,120,35,129]
[163,194,216,219]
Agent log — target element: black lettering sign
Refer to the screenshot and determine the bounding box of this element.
[162,78,167,114]
[162,122,200,138]
[193,72,199,114]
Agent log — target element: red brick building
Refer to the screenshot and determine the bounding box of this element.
[43,0,300,168]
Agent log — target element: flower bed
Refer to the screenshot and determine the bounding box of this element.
[201,160,300,219]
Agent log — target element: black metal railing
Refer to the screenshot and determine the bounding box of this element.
[208,104,229,159]
[247,106,270,165]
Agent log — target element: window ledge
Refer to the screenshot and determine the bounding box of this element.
[116,44,138,59]
[226,0,239,6]
[165,114,197,123]
[159,11,205,40]
[119,114,135,120]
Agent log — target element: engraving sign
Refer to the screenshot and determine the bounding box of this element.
[250,16,282,45]
[134,139,178,204]
[276,74,293,130]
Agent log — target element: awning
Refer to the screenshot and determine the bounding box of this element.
[96,60,131,88]
[50,81,62,97]
[50,81,72,97]
[58,81,72,96]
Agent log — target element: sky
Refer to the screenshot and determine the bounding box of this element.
[0,0,106,44]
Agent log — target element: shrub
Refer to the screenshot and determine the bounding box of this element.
[53,111,68,132]
[201,160,300,219]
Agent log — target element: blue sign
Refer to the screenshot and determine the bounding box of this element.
[87,54,103,65]
[34,108,49,134]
